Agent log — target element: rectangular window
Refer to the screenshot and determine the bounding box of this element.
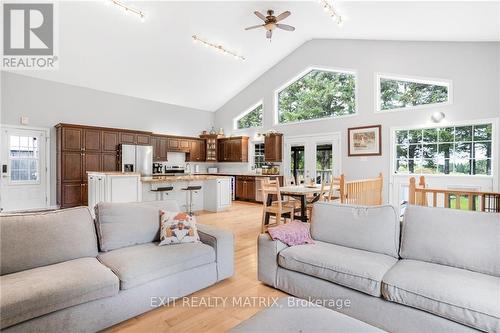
[377,74,451,112]
[9,135,40,183]
[316,144,333,183]
[278,68,356,124]
[394,123,492,176]
[254,143,265,168]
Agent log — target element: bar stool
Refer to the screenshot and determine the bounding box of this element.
[181,185,202,216]
[151,186,174,201]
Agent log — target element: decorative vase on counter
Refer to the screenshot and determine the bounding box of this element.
[218,128,224,135]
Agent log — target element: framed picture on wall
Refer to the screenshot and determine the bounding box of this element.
[348,125,382,156]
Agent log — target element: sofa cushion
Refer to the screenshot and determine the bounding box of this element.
[95,200,180,252]
[311,202,400,258]
[382,260,500,333]
[98,242,215,290]
[0,257,119,329]
[278,241,398,297]
[0,207,98,275]
[401,205,500,276]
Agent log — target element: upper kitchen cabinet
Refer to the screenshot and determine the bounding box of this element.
[166,136,191,152]
[218,136,249,162]
[188,139,206,162]
[102,131,119,152]
[264,133,283,162]
[119,131,151,145]
[152,135,168,161]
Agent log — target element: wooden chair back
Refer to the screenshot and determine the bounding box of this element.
[324,174,345,202]
[343,173,383,205]
[262,178,282,210]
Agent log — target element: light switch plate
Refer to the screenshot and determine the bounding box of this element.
[20,116,29,125]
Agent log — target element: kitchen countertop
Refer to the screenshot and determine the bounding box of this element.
[193,172,282,177]
[87,171,141,176]
[141,175,231,183]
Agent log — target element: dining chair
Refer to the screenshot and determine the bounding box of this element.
[324,174,345,202]
[261,179,297,233]
[304,174,333,219]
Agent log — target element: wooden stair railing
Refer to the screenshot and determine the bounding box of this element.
[408,176,500,212]
[341,173,383,206]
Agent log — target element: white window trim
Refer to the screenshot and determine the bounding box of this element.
[274,66,359,126]
[233,100,264,130]
[389,118,498,184]
[375,73,453,114]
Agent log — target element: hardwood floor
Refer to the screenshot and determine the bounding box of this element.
[106,201,285,333]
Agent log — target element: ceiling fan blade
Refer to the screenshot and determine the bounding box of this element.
[275,11,291,22]
[276,24,295,31]
[254,11,267,21]
[245,24,264,30]
[266,30,272,39]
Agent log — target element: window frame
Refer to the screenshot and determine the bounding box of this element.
[389,118,498,179]
[375,73,453,113]
[233,101,264,130]
[274,66,359,126]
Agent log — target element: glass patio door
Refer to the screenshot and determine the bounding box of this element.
[284,133,341,185]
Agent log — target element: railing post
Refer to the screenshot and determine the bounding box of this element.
[409,177,416,205]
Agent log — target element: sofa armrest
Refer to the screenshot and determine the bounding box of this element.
[197,224,234,281]
[258,233,287,287]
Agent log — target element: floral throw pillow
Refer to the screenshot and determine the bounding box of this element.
[267,220,315,246]
[159,211,200,246]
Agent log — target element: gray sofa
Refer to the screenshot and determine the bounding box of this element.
[258,202,500,333]
[0,200,234,332]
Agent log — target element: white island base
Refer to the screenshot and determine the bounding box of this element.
[141,177,232,213]
[88,172,232,213]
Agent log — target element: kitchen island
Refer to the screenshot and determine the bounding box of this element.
[87,172,232,213]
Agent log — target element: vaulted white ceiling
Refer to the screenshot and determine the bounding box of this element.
[14,1,500,111]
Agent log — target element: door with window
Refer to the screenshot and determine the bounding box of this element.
[1,127,48,212]
[284,133,341,185]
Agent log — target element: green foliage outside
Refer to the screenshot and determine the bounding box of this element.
[278,70,356,123]
[380,78,448,110]
[395,124,492,175]
[237,104,263,129]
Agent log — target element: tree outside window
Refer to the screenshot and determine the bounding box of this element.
[395,124,492,176]
[379,76,449,111]
[236,104,263,129]
[278,69,356,124]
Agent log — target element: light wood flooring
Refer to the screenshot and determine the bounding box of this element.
[106,201,285,333]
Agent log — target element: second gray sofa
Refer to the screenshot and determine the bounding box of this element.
[258,203,500,333]
[0,200,234,332]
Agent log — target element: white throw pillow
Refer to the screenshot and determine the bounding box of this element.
[159,211,200,246]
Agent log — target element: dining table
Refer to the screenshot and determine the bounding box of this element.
[264,184,339,223]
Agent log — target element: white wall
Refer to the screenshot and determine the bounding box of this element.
[1,72,215,205]
[215,39,500,199]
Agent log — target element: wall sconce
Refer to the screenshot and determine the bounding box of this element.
[431,111,446,123]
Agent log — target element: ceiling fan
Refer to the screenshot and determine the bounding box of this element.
[245,10,295,40]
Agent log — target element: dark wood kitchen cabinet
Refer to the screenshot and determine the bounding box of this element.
[218,137,249,162]
[152,135,168,161]
[119,132,151,145]
[56,124,154,208]
[235,176,255,201]
[264,133,283,162]
[102,131,119,152]
[188,139,206,162]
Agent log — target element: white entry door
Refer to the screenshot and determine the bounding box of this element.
[0,127,49,212]
[284,133,341,184]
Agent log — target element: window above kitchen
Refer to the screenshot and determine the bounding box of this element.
[235,103,263,129]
